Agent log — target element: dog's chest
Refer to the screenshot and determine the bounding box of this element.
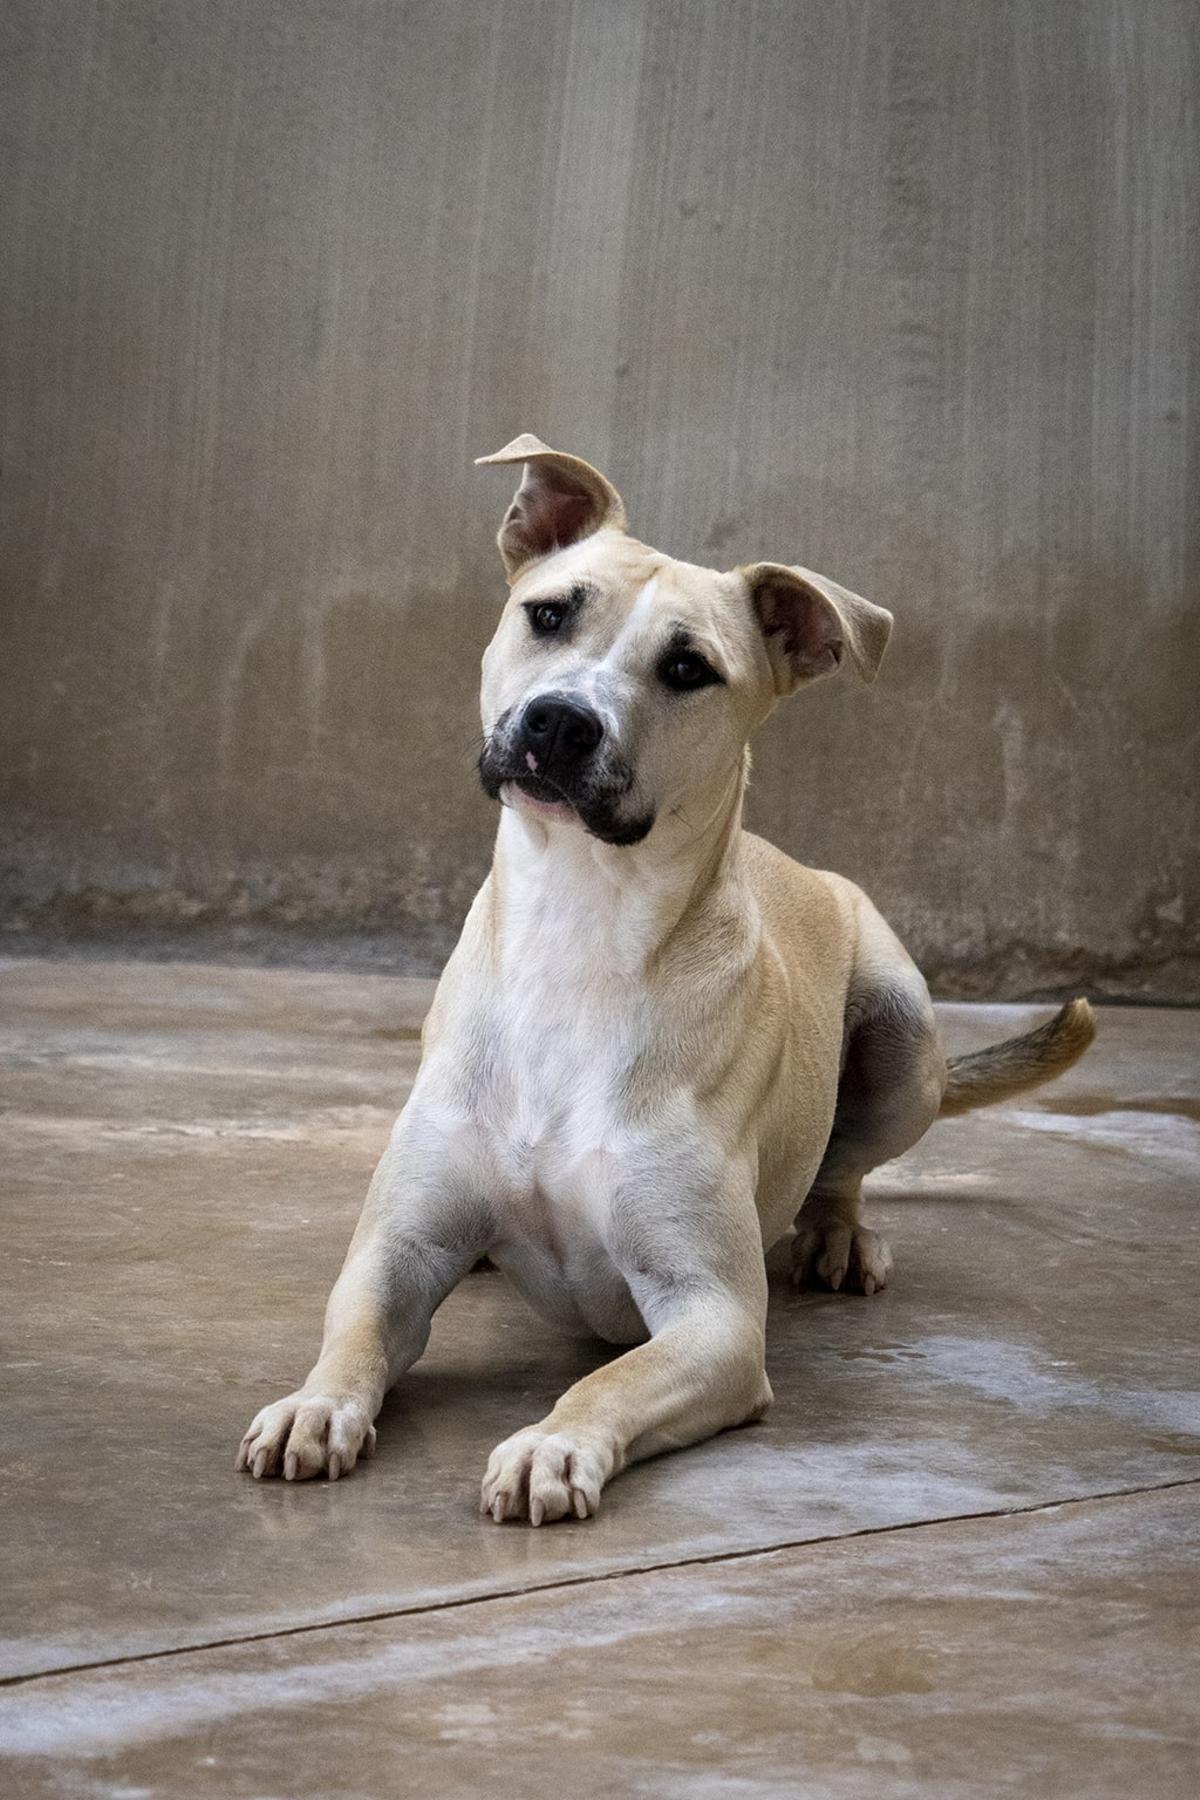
[427,846,703,1339]
[485,970,643,1193]
[457,964,650,1340]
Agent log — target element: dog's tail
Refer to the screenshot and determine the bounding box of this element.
[938,998,1096,1119]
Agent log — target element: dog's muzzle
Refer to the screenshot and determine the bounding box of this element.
[479,697,655,847]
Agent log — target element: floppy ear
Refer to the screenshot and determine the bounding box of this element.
[739,561,893,694]
[475,434,627,581]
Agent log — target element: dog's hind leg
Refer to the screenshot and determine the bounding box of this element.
[792,961,945,1296]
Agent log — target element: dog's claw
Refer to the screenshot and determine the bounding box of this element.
[238,1391,374,1484]
[480,1427,605,1526]
[792,1219,893,1296]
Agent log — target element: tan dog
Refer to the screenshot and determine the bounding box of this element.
[237,435,1095,1523]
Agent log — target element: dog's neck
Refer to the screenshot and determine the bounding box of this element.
[488,760,752,985]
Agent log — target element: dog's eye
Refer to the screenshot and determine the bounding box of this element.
[659,651,720,692]
[529,602,567,636]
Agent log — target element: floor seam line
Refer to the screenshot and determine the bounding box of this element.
[5,1474,1197,1690]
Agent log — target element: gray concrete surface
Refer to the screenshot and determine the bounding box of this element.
[1,2,1197,998]
[0,960,1198,1794]
[5,1491,1197,1798]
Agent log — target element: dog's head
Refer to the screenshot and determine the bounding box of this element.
[476,435,892,847]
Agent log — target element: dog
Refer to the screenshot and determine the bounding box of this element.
[237,434,1096,1524]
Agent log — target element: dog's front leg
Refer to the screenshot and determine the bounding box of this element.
[482,1171,771,1524]
[237,1112,491,1481]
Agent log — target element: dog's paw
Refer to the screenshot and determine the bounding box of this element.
[235,1391,376,1482]
[792,1218,894,1296]
[480,1427,606,1525]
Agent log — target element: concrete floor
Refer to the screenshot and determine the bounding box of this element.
[1,959,1197,1797]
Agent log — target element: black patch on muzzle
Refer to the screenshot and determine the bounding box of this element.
[585,799,655,847]
[478,711,655,847]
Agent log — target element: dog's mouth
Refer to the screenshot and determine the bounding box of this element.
[505,774,655,846]
[479,730,656,848]
[511,772,573,809]
[506,773,580,824]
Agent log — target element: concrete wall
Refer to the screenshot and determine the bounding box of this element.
[2,0,1196,996]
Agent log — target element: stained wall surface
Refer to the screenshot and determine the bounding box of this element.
[2,1,1196,994]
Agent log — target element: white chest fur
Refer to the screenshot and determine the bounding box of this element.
[422,811,709,1339]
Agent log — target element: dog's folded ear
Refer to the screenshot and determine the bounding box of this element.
[739,562,893,694]
[476,435,627,581]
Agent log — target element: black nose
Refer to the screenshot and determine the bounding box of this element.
[519,695,604,770]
